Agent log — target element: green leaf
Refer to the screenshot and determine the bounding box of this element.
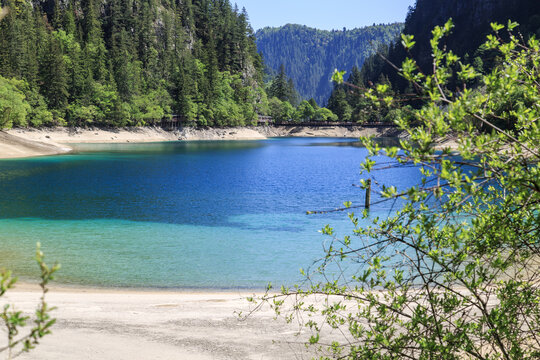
[491,22,504,32]
[331,69,347,84]
[401,34,416,50]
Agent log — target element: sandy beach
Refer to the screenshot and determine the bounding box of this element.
[2,284,319,360]
[258,124,404,139]
[0,131,72,159]
[0,125,407,160]
[0,125,465,160]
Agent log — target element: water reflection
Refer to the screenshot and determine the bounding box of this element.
[70,140,266,155]
[308,137,402,148]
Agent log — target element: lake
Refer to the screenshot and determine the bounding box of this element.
[0,138,420,289]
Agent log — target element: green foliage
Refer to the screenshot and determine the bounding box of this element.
[0,0,266,128]
[0,75,30,128]
[327,87,352,122]
[268,97,294,122]
[328,66,403,123]
[0,244,59,359]
[293,100,316,122]
[254,21,540,359]
[23,85,54,127]
[331,69,346,85]
[267,64,299,106]
[314,107,338,122]
[130,87,173,127]
[266,95,337,123]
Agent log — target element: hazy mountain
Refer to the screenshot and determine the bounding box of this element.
[255,23,403,105]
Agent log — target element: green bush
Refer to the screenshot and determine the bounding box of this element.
[0,76,30,128]
[314,107,338,122]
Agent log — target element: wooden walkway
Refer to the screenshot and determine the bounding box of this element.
[270,121,398,128]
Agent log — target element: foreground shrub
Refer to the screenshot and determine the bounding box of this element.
[251,20,540,360]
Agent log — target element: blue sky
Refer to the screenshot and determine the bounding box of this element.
[233,0,417,31]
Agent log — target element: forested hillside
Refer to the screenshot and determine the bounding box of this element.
[327,0,540,123]
[255,23,403,105]
[360,0,540,94]
[0,0,266,128]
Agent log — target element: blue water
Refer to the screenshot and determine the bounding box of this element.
[0,138,420,289]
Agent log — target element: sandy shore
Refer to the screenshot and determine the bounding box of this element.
[177,127,267,141]
[0,131,72,159]
[258,124,404,138]
[2,284,319,360]
[1,125,406,160]
[1,127,266,159]
[6,127,181,144]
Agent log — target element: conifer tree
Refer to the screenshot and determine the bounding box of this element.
[268,64,299,105]
[0,0,266,128]
[40,32,68,111]
[82,0,107,81]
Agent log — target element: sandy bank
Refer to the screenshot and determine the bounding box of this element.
[1,125,406,159]
[177,126,267,141]
[2,284,318,360]
[0,131,71,159]
[177,125,404,140]
[259,124,404,138]
[7,126,181,144]
[7,125,404,144]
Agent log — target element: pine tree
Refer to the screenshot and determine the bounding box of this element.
[40,32,68,111]
[0,0,266,128]
[268,64,298,105]
[327,87,351,121]
[82,0,107,82]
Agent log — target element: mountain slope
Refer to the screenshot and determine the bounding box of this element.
[326,0,540,123]
[255,23,403,105]
[0,0,265,128]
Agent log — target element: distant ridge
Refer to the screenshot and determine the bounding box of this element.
[255,23,404,105]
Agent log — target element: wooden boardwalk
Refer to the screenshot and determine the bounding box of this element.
[270,121,398,128]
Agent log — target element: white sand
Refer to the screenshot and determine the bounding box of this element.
[2,284,318,360]
[177,127,267,141]
[0,131,71,159]
[1,125,406,159]
[6,127,181,144]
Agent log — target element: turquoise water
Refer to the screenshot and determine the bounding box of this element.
[0,138,419,289]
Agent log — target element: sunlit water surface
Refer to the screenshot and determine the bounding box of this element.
[0,138,419,289]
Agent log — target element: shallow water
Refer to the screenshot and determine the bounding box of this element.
[0,138,419,289]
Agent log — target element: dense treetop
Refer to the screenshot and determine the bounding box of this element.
[0,0,267,128]
[255,23,403,105]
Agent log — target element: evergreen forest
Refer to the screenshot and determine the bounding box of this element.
[0,0,268,128]
[327,0,540,124]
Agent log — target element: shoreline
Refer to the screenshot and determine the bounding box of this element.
[13,280,270,295]
[3,283,316,360]
[11,281,268,298]
[1,125,405,159]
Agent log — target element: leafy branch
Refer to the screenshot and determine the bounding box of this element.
[251,20,540,360]
[0,244,60,359]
